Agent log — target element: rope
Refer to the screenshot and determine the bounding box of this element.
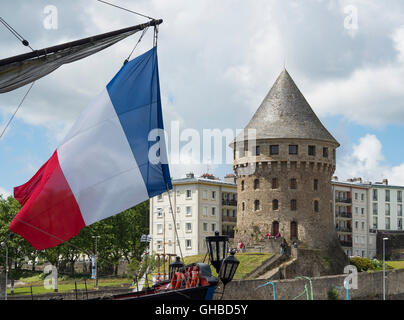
[0,17,34,51]
[124,26,149,64]
[0,81,35,140]
[95,0,155,20]
[166,184,184,262]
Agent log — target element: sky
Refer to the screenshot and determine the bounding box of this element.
[1,0,404,198]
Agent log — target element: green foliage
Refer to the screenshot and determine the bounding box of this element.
[0,195,150,280]
[327,286,340,300]
[350,257,393,272]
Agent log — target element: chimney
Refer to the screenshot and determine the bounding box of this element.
[332,176,338,181]
[186,172,194,179]
[383,179,388,185]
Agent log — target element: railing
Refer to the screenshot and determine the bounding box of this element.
[222,216,237,223]
[222,231,235,238]
[336,198,352,204]
[335,212,352,218]
[336,227,352,233]
[340,240,352,247]
[222,199,237,206]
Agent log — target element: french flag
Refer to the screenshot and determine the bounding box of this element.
[10,47,172,250]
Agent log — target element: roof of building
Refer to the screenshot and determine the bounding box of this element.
[171,176,237,187]
[236,69,339,145]
[332,179,404,190]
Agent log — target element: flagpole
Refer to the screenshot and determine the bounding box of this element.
[166,184,184,263]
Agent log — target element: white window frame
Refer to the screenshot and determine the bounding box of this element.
[185,222,192,233]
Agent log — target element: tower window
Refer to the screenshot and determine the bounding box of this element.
[255,145,260,156]
[272,178,279,189]
[314,200,319,212]
[241,180,245,191]
[273,199,279,210]
[314,179,318,191]
[289,145,298,155]
[270,145,279,155]
[323,147,328,158]
[254,200,260,211]
[254,179,260,190]
[290,178,297,189]
[291,199,297,211]
[242,202,245,211]
[308,145,316,156]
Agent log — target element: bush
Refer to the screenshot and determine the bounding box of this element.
[327,287,340,300]
[350,257,393,272]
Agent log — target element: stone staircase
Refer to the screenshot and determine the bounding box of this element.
[242,253,289,280]
[256,257,297,280]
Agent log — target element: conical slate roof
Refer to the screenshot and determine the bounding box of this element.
[237,69,339,146]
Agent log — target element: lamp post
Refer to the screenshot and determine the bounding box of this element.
[92,235,100,289]
[205,231,229,274]
[383,237,388,300]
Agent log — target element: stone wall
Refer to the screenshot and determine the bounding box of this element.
[216,268,404,300]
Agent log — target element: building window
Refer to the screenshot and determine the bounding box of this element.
[398,191,402,203]
[211,223,216,232]
[386,190,390,202]
[355,207,358,214]
[241,180,245,191]
[398,218,403,230]
[255,145,260,156]
[203,223,208,232]
[185,206,192,216]
[242,202,245,211]
[289,145,298,155]
[186,190,192,199]
[176,222,180,230]
[398,204,402,217]
[202,190,208,199]
[385,203,390,216]
[373,216,378,229]
[323,147,328,158]
[361,208,364,215]
[291,199,297,211]
[212,207,216,216]
[314,179,318,191]
[333,149,336,160]
[157,224,163,234]
[185,239,192,249]
[270,145,279,155]
[232,210,236,217]
[290,178,297,190]
[272,178,279,189]
[212,191,216,200]
[385,217,391,230]
[308,145,316,156]
[185,222,192,233]
[157,241,162,251]
[355,221,358,229]
[355,193,358,200]
[273,199,279,211]
[373,203,378,215]
[254,200,260,211]
[254,179,260,190]
[361,222,365,230]
[226,209,229,216]
[157,194,163,201]
[361,194,364,201]
[314,200,319,213]
[156,208,163,218]
[202,207,208,216]
[373,189,378,201]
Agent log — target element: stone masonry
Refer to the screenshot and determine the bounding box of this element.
[232,69,347,274]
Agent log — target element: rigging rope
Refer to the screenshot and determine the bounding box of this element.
[124,26,149,64]
[95,0,155,20]
[166,185,185,263]
[0,81,35,140]
[0,17,34,51]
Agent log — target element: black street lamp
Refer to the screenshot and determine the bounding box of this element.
[205,231,229,274]
[169,256,184,279]
[218,248,240,286]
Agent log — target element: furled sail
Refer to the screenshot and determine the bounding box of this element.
[0,19,162,94]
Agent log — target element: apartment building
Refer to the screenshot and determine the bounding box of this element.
[332,178,404,259]
[149,173,237,257]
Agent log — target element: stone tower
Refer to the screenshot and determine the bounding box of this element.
[233,69,342,254]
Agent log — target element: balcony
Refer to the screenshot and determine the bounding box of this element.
[222,230,235,238]
[222,216,237,223]
[222,199,237,206]
[336,198,352,204]
[335,212,352,219]
[336,226,352,233]
[340,240,352,247]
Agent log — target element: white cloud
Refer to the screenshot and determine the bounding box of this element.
[336,134,404,185]
[0,187,11,198]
